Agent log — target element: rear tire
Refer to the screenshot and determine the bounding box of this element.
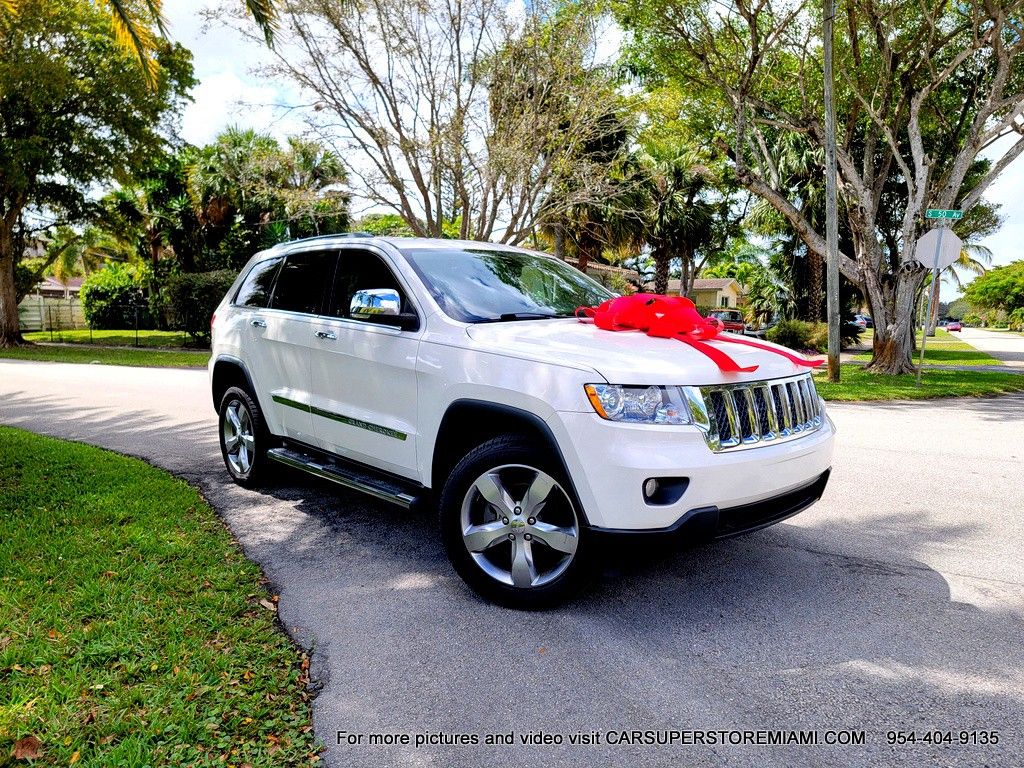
[439,435,591,609]
[218,386,273,487]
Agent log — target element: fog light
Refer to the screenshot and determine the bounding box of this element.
[643,478,659,500]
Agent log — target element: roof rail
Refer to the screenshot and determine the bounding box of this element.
[272,232,376,249]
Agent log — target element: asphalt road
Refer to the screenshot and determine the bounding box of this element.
[958,327,1024,367]
[2,359,1022,767]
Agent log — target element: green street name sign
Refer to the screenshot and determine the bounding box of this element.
[925,209,963,220]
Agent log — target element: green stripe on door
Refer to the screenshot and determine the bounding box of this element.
[271,395,407,441]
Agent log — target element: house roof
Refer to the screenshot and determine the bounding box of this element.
[665,277,740,293]
[37,276,84,292]
[562,258,640,279]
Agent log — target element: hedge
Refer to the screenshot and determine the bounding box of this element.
[161,270,237,342]
[80,264,153,330]
[767,319,862,352]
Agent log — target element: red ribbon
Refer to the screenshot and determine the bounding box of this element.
[575,294,824,374]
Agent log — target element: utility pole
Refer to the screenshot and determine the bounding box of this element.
[823,0,841,382]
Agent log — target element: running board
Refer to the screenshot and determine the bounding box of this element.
[266,447,419,508]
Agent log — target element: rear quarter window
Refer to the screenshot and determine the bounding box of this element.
[234,257,283,308]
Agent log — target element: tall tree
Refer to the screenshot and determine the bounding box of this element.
[641,150,739,295]
[186,128,349,267]
[618,0,1024,374]
[0,0,193,346]
[236,0,628,243]
[1,0,278,84]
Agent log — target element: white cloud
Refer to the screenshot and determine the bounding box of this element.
[165,0,304,146]
[181,71,302,146]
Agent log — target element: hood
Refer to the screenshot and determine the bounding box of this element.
[466,319,819,386]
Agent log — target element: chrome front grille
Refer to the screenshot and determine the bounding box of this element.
[688,373,824,452]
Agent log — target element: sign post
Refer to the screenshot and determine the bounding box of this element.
[915,212,964,385]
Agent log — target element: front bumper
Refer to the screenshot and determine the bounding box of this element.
[589,469,830,540]
[553,410,835,531]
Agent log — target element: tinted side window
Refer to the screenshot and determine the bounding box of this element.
[270,251,337,314]
[329,251,410,319]
[234,257,282,308]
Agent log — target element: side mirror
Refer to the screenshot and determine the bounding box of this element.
[350,288,418,331]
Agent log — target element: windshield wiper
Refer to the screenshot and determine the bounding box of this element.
[474,312,571,323]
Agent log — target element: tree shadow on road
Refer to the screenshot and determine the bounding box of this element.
[3,388,1022,766]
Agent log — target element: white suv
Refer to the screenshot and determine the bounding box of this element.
[210,236,834,608]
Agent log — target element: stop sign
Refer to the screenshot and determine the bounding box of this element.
[915,228,963,271]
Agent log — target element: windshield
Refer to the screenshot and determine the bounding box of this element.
[401,246,616,323]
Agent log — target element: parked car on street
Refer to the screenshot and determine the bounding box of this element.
[947,321,962,332]
[853,314,873,329]
[209,236,834,607]
[744,317,778,337]
[709,308,746,333]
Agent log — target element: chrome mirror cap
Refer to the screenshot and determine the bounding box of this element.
[351,288,401,318]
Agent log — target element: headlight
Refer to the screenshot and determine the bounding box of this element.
[584,384,692,425]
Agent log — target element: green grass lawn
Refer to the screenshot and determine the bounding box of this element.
[853,328,1001,366]
[0,344,209,368]
[815,365,1024,401]
[0,427,319,766]
[23,329,204,349]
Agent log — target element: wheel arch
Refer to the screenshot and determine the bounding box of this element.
[211,355,259,413]
[431,399,590,525]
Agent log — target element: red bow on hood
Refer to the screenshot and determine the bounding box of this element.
[576,294,823,374]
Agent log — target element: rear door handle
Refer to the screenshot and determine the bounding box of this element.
[315,330,336,340]
[250,319,267,328]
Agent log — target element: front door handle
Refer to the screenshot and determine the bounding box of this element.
[250,318,267,328]
[315,330,336,340]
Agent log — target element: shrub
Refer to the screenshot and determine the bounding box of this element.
[766,319,814,350]
[766,319,861,353]
[962,312,983,327]
[807,322,829,353]
[840,319,863,348]
[1008,308,1024,332]
[161,270,237,343]
[80,263,153,329]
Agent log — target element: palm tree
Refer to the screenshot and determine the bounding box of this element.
[3,1,278,84]
[278,138,349,237]
[640,150,724,296]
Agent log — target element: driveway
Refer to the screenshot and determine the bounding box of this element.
[958,326,1024,367]
[2,359,1022,767]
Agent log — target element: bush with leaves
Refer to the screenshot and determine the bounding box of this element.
[769,319,861,352]
[80,264,153,330]
[1008,308,1024,332]
[767,319,814,350]
[963,261,1024,313]
[159,270,237,344]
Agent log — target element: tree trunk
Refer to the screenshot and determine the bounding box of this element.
[654,248,670,295]
[682,246,696,296]
[553,221,565,262]
[926,277,940,336]
[863,268,924,375]
[0,217,25,347]
[809,250,824,321]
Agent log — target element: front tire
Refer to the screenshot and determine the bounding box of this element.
[439,435,590,609]
[218,386,272,487]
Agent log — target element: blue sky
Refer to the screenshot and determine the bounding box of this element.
[165,2,1023,301]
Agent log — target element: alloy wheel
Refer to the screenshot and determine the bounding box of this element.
[460,464,579,589]
[222,398,255,475]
